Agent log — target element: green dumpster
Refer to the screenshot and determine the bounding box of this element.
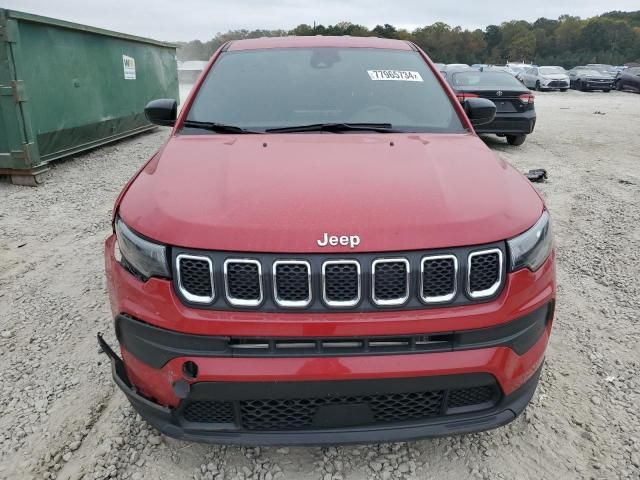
[0,9,178,185]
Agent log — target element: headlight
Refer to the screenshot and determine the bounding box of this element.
[507,211,553,271]
[115,217,170,279]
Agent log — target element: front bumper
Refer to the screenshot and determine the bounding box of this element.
[541,80,569,89]
[99,334,544,445]
[583,81,613,90]
[103,235,555,444]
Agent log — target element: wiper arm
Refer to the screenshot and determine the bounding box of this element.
[265,123,400,133]
[182,120,262,134]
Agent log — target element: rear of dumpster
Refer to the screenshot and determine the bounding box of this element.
[0,9,178,185]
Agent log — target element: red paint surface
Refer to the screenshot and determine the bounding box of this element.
[118,133,543,253]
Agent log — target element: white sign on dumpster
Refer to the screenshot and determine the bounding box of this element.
[123,55,136,80]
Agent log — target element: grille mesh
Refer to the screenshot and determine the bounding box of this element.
[226,261,261,301]
[373,261,408,302]
[180,384,499,430]
[183,400,234,423]
[447,386,495,408]
[275,263,310,303]
[240,390,445,431]
[469,252,500,293]
[422,257,456,300]
[178,257,212,299]
[324,263,359,303]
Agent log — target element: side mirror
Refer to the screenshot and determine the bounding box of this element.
[144,98,177,126]
[464,97,496,126]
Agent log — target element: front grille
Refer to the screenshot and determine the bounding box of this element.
[177,255,213,303]
[179,384,500,431]
[468,250,502,298]
[547,80,568,87]
[273,261,311,307]
[323,261,360,306]
[421,255,457,303]
[372,259,409,305]
[173,244,505,311]
[224,259,262,306]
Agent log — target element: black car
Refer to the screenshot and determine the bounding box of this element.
[615,67,640,93]
[568,68,613,92]
[446,69,535,146]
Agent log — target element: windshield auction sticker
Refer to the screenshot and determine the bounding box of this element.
[367,70,423,81]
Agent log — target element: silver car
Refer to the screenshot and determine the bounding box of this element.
[520,66,570,91]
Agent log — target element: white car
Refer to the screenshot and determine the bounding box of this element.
[520,66,570,91]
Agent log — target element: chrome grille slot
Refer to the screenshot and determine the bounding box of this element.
[176,254,214,303]
[224,259,263,306]
[273,260,311,308]
[372,258,410,306]
[467,249,503,299]
[421,255,457,304]
[322,260,361,307]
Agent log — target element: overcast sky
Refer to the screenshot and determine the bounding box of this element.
[1,0,638,42]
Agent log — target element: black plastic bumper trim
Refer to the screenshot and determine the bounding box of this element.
[115,302,553,369]
[99,333,544,445]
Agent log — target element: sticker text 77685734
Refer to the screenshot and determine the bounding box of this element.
[367,70,423,82]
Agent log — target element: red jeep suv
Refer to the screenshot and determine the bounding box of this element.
[100,36,555,445]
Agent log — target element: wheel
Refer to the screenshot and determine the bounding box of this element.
[578,80,587,92]
[506,134,527,146]
[560,88,568,92]
[616,81,624,91]
[603,89,610,93]
[535,81,541,91]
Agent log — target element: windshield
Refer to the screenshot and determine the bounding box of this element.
[539,67,565,75]
[452,71,524,88]
[578,70,602,76]
[589,65,616,72]
[185,48,464,133]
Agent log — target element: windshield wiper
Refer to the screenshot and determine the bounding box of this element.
[182,120,262,134]
[265,122,400,133]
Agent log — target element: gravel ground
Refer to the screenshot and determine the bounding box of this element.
[1,89,639,480]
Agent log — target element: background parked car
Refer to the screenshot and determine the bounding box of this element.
[615,66,640,92]
[521,66,569,91]
[446,69,536,146]
[440,63,471,79]
[585,64,618,79]
[483,65,516,75]
[568,68,614,92]
[508,63,532,78]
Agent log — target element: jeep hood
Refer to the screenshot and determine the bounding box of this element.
[119,133,544,253]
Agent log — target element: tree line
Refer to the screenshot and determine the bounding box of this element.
[177,11,640,68]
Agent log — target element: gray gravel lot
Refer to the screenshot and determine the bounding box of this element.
[0,90,639,480]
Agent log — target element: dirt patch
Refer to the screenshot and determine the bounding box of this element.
[1,90,639,480]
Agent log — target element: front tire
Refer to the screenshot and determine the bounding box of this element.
[535,81,541,91]
[578,80,587,92]
[603,89,610,93]
[560,88,568,92]
[506,134,527,146]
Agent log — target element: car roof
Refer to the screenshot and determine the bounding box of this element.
[226,36,414,52]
